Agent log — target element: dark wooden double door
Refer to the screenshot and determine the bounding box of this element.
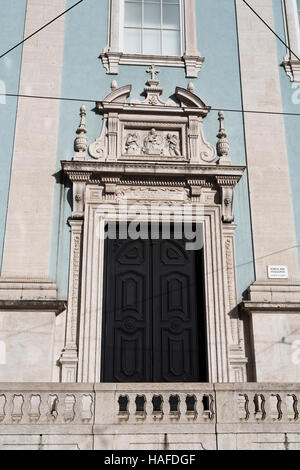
[101,225,207,382]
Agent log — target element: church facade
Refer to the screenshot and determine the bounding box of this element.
[0,0,300,450]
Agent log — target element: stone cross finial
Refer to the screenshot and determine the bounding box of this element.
[146,64,160,81]
[111,80,118,91]
[218,110,225,130]
[79,105,86,129]
[187,82,195,93]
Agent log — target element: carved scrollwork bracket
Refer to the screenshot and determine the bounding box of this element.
[216,176,241,224]
[72,182,85,218]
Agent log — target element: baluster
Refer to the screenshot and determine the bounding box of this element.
[80,394,93,423]
[254,394,266,421]
[11,394,24,424]
[127,393,136,424]
[237,394,249,421]
[28,394,41,424]
[144,393,152,424]
[262,393,271,422]
[38,393,49,424]
[177,393,186,423]
[56,393,65,425]
[63,394,76,423]
[286,394,298,422]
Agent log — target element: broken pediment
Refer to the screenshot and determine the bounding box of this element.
[81,66,230,166]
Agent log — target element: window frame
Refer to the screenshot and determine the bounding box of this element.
[123,0,184,56]
[282,0,300,81]
[100,0,204,77]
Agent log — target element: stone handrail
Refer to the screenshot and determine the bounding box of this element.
[0,383,299,429]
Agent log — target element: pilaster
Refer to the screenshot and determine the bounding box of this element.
[59,219,84,382]
[1,0,66,281]
[236,0,300,290]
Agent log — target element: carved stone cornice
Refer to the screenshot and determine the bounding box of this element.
[215,176,241,187]
[62,161,245,223]
[62,161,245,187]
[66,171,92,183]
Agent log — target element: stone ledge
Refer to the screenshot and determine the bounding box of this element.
[0,299,66,314]
[62,160,245,177]
[247,281,300,303]
[0,278,58,301]
[241,301,300,313]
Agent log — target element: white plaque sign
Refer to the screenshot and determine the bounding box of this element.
[267,265,289,279]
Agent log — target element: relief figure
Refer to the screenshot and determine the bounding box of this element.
[125,133,139,154]
[142,128,164,155]
[166,133,180,156]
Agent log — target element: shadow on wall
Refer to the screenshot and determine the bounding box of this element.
[53,170,72,212]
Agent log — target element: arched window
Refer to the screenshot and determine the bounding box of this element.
[101,0,203,77]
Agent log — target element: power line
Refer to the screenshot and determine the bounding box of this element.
[0,0,85,60]
[241,0,300,62]
[1,92,300,118]
[1,0,300,119]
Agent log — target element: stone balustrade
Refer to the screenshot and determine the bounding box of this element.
[0,383,300,449]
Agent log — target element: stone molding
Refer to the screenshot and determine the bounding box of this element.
[62,160,243,227]
[100,0,204,77]
[60,79,247,383]
[1,0,66,279]
[247,281,300,303]
[236,0,300,281]
[0,299,66,314]
[59,219,84,382]
[59,189,246,383]
[282,0,300,81]
[222,225,248,382]
[0,278,58,301]
[241,301,300,313]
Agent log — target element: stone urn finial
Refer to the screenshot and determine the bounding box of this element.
[216,111,231,165]
[74,105,87,159]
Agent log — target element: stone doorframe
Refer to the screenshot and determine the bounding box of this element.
[59,77,248,383]
[59,161,248,383]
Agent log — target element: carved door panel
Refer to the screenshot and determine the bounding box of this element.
[152,236,205,382]
[102,237,152,382]
[101,225,206,382]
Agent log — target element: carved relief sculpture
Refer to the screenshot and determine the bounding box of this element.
[142,129,164,155]
[125,133,139,155]
[89,67,220,164]
[166,133,181,156]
